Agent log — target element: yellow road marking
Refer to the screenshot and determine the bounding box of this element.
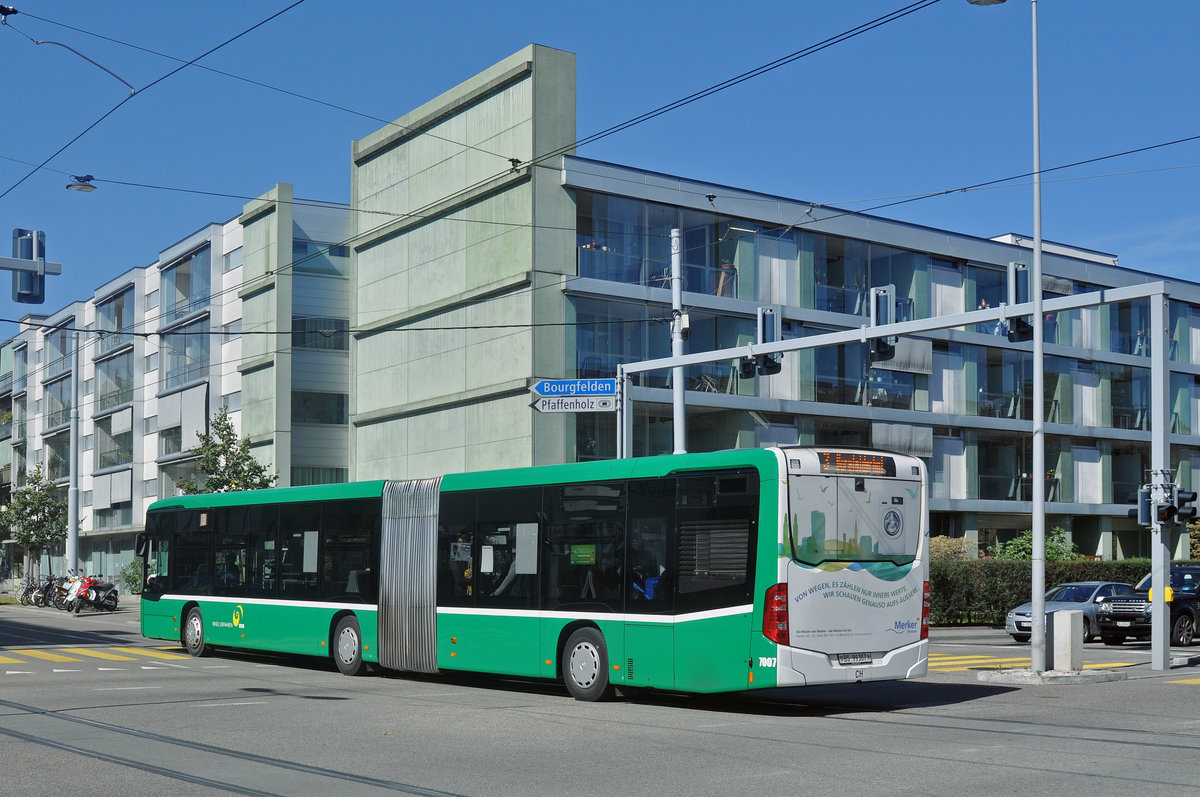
[0,654,27,664]
[9,649,84,663]
[109,646,189,660]
[1168,677,1200,684]
[58,648,139,661]
[1081,662,1139,669]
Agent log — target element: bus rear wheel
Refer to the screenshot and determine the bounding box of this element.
[184,607,211,657]
[333,616,366,675]
[562,627,611,701]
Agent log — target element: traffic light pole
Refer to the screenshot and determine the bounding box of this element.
[615,279,1182,671]
[1149,294,1171,671]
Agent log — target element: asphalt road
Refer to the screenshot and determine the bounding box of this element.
[3,604,1200,796]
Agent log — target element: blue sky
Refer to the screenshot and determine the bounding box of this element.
[1,0,1196,334]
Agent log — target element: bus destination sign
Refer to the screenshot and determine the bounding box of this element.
[817,451,896,477]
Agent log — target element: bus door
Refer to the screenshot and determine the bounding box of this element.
[623,480,674,690]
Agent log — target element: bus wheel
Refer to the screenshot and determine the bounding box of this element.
[562,627,610,701]
[183,607,211,657]
[333,616,366,676]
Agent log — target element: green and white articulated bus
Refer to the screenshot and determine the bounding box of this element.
[138,446,928,700]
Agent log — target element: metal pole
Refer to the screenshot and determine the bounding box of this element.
[670,228,686,454]
[1149,293,1171,671]
[1029,0,1047,673]
[66,330,80,576]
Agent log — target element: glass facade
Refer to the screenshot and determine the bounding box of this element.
[96,352,133,411]
[97,287,134,354]
[160,318,209,391]
[570,187,1200,557]
[162,246,211,322]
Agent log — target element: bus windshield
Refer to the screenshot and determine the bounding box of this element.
[787,471,922,567]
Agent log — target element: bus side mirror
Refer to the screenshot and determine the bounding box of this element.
[134,532,149,557]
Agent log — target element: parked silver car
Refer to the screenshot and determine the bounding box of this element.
[1006,581,1134,643]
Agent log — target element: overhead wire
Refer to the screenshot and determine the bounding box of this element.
[0,0,312,201]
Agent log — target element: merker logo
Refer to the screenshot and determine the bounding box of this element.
[893,620,919,632]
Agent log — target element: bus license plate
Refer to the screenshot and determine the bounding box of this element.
[838,652,871,665]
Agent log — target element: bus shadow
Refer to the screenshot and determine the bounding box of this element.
[377,669,1014,715]
[0,612,146,647]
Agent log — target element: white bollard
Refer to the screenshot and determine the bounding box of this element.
[1046,610,1083,672]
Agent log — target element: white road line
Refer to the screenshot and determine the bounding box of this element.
[196,701,269,707]
[94,686,163,691]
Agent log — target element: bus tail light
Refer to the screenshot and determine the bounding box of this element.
[921,581,930,640]
[763,583,789,645]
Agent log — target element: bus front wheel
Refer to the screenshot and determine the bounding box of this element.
[333,616,367,676]
[184,607,211,657]
[562,627,611,701]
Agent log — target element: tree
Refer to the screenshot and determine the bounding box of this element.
[0,463,68,576]
[987,526,1079,561]
[175,407,278,494]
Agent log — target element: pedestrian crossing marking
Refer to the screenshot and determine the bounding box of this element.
[58,647,139,661]
[930,653,1144,672]
[9,649,85,662]
[110,646,188,660]
[0,654,26,664]
[1167,677,1200,684]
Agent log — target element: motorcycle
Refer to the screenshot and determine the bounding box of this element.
[32,573,56,607]
[52,571,78,610]
[73,574,119,613]
[61,571,86,612]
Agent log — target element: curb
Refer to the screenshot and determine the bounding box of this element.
[977,668,1127,685]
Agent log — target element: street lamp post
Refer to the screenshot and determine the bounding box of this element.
[969,0,1047,672]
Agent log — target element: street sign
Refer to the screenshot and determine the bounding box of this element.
[529,378,616,398]
[531,396,616,413]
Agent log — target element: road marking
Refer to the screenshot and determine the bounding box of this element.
[58,647,139,661]
[0,654,27,664]
[196,701,268,707]
[52,668,82,673]
[94,686,163,691]
[1167,677,1200,684]
[97,667,128,671]
[110,646,189,660]
[5,671,34,675]
[9,649,85,662]
[1082,662,1139,669]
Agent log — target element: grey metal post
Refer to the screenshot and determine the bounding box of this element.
[1150,292,1171,671]
[670,228,686,454]
[1028,0,1047,674]
[66,329,80,576]
[616,364,632,460]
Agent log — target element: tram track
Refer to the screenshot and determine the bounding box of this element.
[0,696,463,796]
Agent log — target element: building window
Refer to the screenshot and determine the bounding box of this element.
[95,415,133,470]
[96,287,134,354]
[44,326,73,380]
[160,318,209,390]
[159,462,196,498]
[44,377,72,428]
[161,246,211,322]
[292,240,349,276]
[222,247,243,273]
[14,347,27,392]
[222,392,242,412]
[292,317,349,350]
[292,391,348,425]
[160,426,183,457]
[96,352,133,411]
[45,430,70,481]
[96,502,133,530]
[222,318,242,343]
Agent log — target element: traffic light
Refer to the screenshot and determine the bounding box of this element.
[1007,317,1033,343]
[11,229,46,304]
[1127,488,1151,527]
[869,285,896,362]
[737,307,783,378]
[1176,489,1198,523]
[1155,501,1177,525]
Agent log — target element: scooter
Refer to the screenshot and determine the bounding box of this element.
[73,574,119,613]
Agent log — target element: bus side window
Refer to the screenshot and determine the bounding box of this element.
[543,482,624,613]
[674,471,759,613]
[278,504,320,601]
[627,478,675,614]
[437,491,477,607]
[475,486,541,609]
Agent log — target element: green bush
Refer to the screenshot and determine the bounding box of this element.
[118,557,143,596]
[928,558,1170,626]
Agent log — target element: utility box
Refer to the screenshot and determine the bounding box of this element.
[1047,610,1083,672]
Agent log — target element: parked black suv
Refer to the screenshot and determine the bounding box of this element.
[1094,566,1200,646]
